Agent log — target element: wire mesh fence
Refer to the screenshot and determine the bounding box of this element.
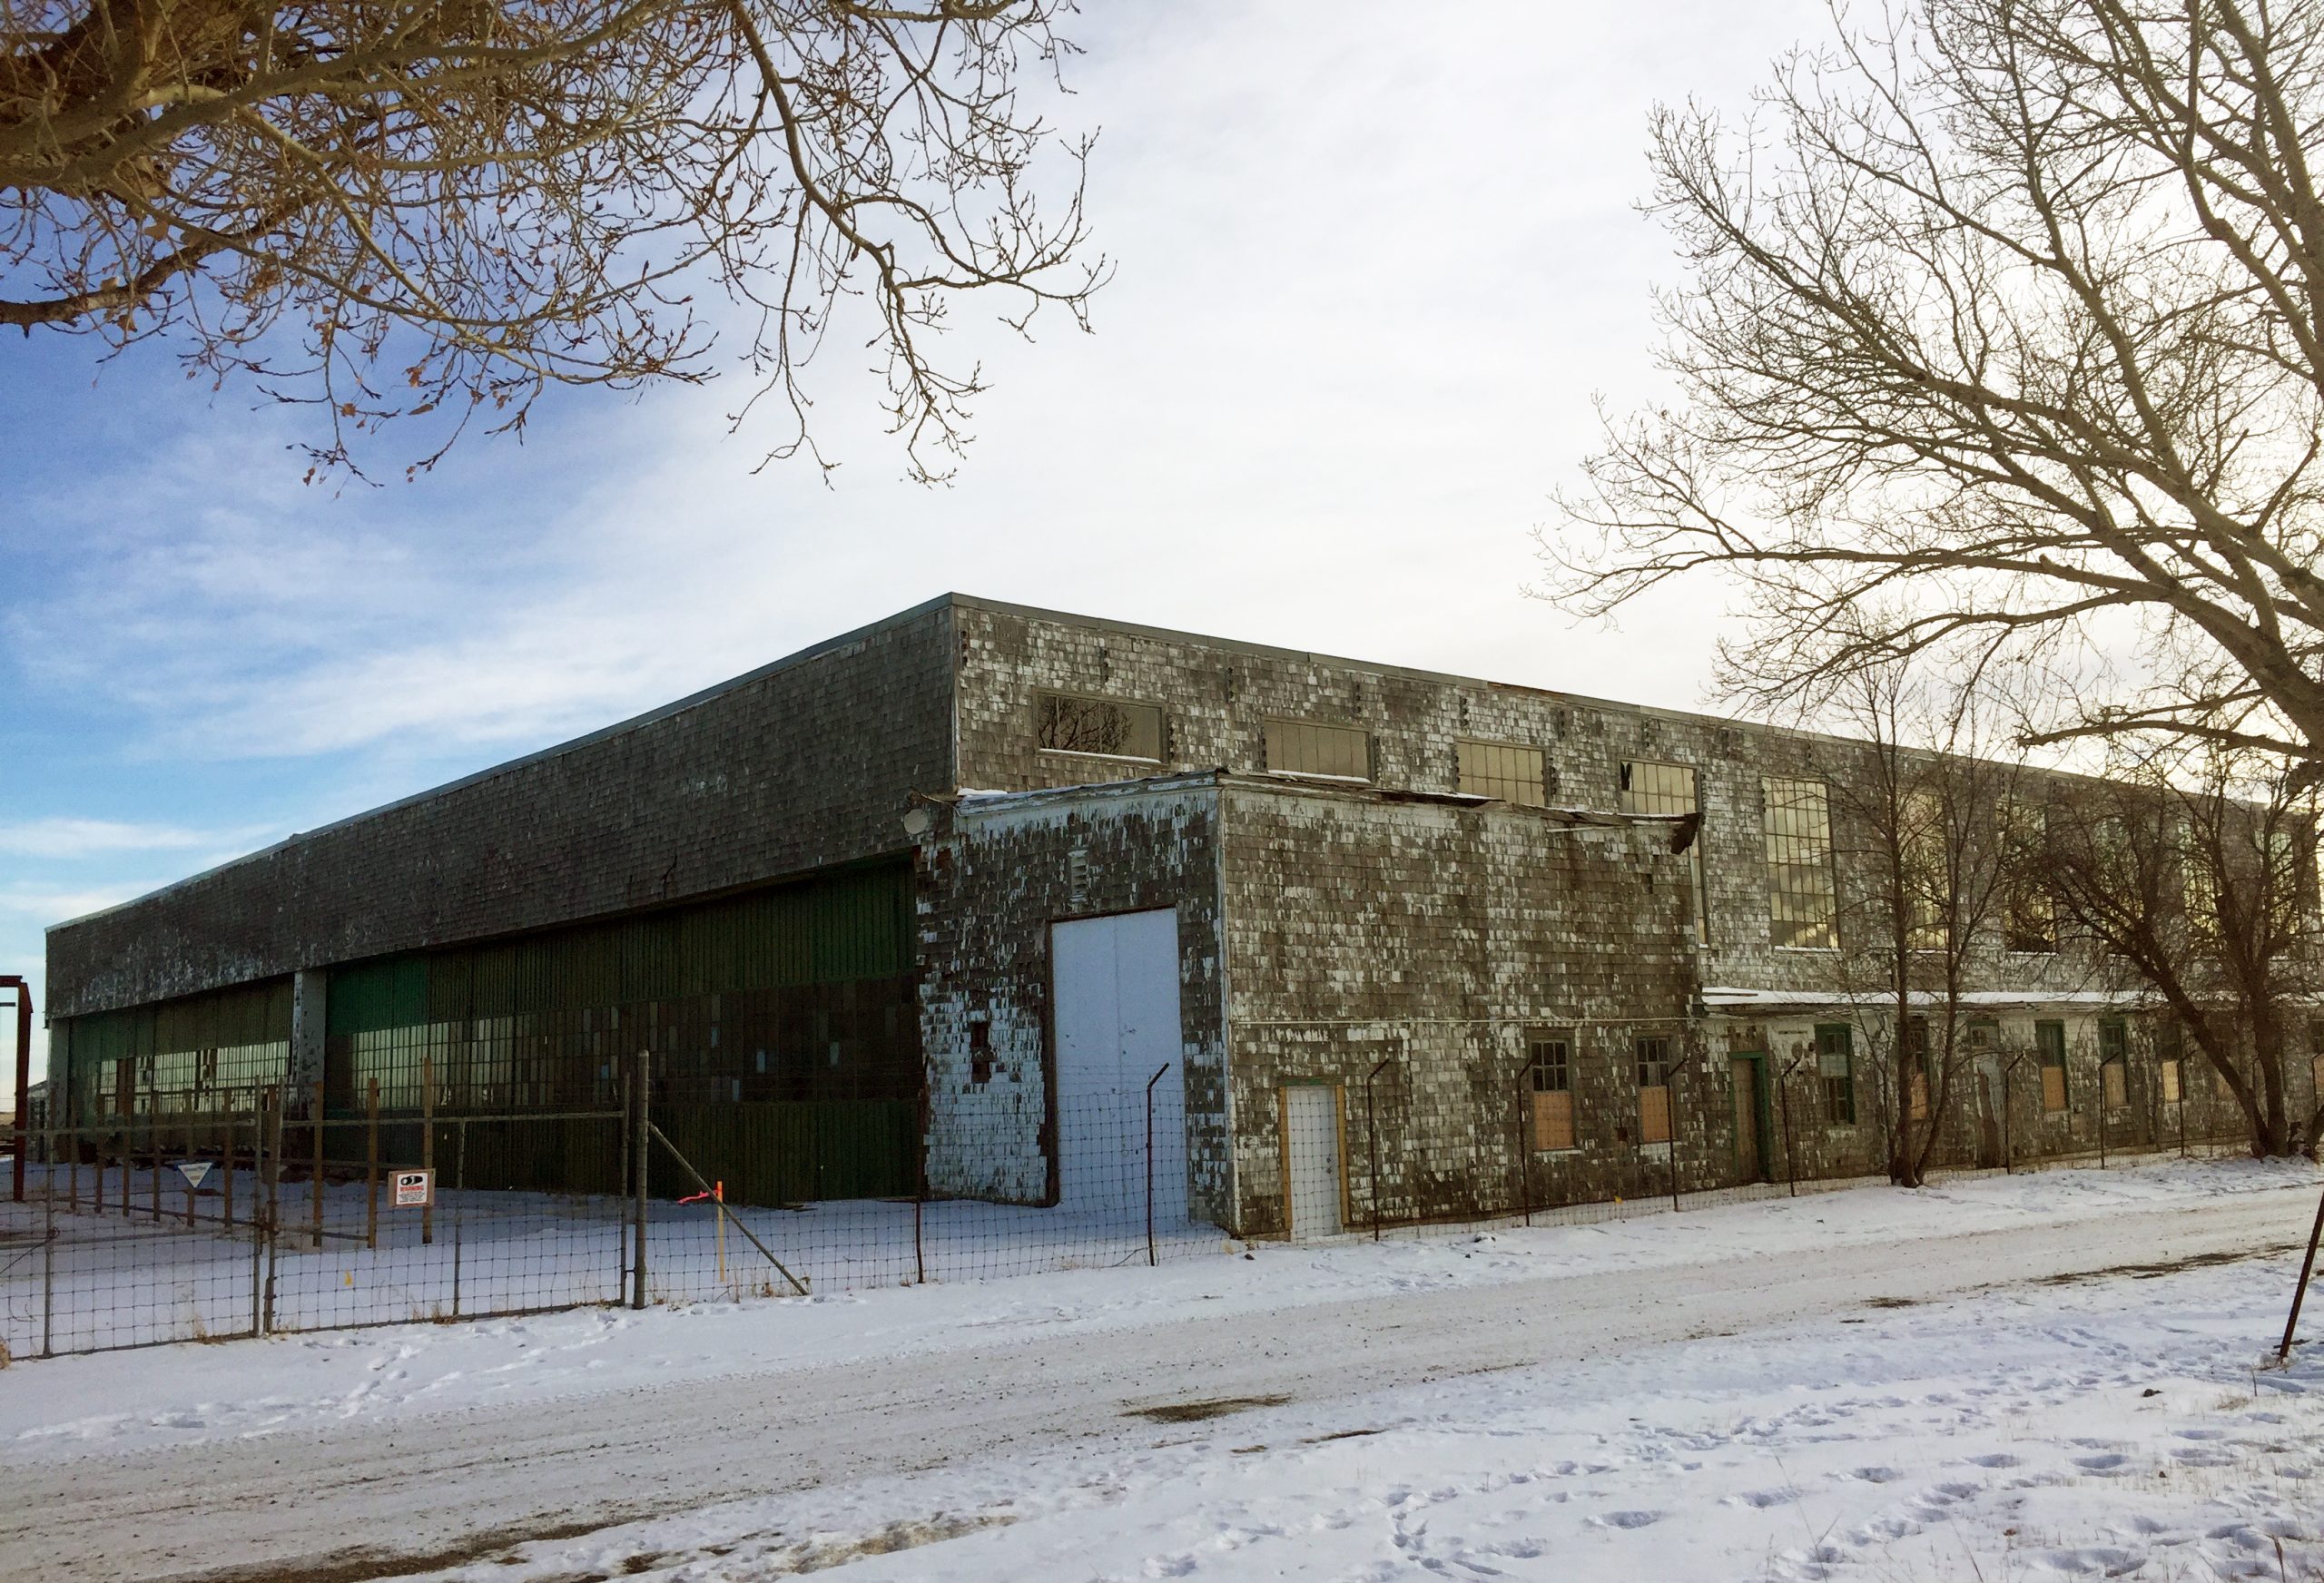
[0,1066,1225,1361]
[0,1047,2270,1363]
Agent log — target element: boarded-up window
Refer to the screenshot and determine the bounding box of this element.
[1817,1023,1855,1125]
[2037,1020,2068,1113]
[1763,778,1837,949]
[1459,741,1547,806]
[2311,1053,2324,1108]
[1636,1036,1674,1145]
[2156,1019,2182,1106]
[2099,1019,2128,1110]
[1528,1031,1575,1151]
[1036,692,1162,761]
[1265,719,1370,781]
[1621,760,1709,943]
[2160,1057,2182,1106]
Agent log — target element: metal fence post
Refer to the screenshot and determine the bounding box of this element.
[1145,1063,1168,1268]
[1513,1065,1533,1228]
[41,1172,54,1359]
[420,1056,437,1247]
[263,1087,282,1336]
[631,1047,649,1311]
[310,1078,326,1249]
[913,1084,928,1285]
[2281,1180,2324,1362]
[1365,1056,1393,1241]
[365,1077,380,1251]
[1779,1055,1801,1197]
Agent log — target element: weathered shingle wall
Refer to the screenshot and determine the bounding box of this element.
[914,780,1230,1215]
[50,602,960,1018]
[950,599,2100,1008]
[1218,782,1708,1233]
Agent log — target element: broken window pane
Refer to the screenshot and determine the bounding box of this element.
[1762,778,1837,949]
[1621,760,1708,942]
[1264,719,1370,781]
[1036,692,1163,761]
[1458,741,1547,805]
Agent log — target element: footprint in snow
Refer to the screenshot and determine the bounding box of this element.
[1589,1510,1662,1530]
[1849,1467,1904,1484]
[1728,1489,1797,1509]
[2072,1453,2131,1473]
[1966,1453,2021,1468]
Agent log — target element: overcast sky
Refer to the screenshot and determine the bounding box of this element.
[0,0,1830,1080]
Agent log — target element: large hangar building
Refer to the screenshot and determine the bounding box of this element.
[43,595,2226,1236]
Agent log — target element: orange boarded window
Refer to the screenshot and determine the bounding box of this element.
[1528,1032,1575,1151]
[1636,1036,1674,1145]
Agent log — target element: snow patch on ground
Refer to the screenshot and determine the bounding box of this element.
[392,1252,2324,1582]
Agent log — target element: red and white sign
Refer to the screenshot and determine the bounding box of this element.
[392,1169,435,1208]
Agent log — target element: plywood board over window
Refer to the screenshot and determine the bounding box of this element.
[1527,1031,1575,1151]
[1636,1036,1674,1145]
[2036,1020,2069,1113]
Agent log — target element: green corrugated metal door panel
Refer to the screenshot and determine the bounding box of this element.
[803,863,912,984]
[328,959,428,1037]
[812,1100,916,1199]
[153,979,292,1050]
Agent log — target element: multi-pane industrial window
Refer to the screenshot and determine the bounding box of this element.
[1035,692,1163,761]
[1264,718,1371,781]
[1902,792,1949,951]
[1816,1023,1855,1125]
[1621,761,1709,942]
[2099,1018,2129,1110]
[1636,1036,1674,1145]
[2036,1020,2068,1113]
[1763,778,1838,949]
[1459,740,1547,806]
[1527,1031,1575,1151]
[2001,803,2057,952]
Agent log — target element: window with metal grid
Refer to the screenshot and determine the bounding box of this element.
[1458,740,1547,806]
[1263,719,1370,781]
[1762,778,1837,949]
[1816,1022,1855,1125]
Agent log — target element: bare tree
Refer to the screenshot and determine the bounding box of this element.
[1814,658,2027,1185]
[1548,0,2324,769]
[2,0,1105,479]
[2037,744,2322,1155]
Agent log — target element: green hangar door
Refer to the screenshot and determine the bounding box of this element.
[1049,909,1187,1220]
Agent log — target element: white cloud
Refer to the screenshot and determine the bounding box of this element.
[0,818,271,860]
[13,0,1827,775]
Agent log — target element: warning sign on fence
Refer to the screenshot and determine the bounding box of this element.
[392,1169,435,1208]
[172,1161,212,1190]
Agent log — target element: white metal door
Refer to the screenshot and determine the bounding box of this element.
[1050,909,1187,1218]
[1284,1086,1342,1239]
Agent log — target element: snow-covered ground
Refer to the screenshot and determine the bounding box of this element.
[3,1155,2320,1582]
